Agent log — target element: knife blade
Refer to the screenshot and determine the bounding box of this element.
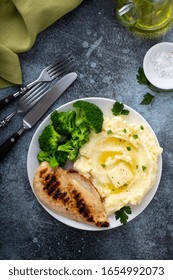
[0,72,77,160]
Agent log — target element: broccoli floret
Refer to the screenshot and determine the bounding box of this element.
[73,100,103,133]
[38,124,60,151]
[71,124,90,148]
[57,140,79,161]
[57,124,90,161]
[55,151,68,167]
[37,150,59,168]
[51,110,76,136]
[37,102,103,167]
[37,150,68,168]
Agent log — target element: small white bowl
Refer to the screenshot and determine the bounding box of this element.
[143,42,173,90]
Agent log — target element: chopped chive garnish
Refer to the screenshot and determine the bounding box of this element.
[133,134,138,139]
[107,130,113,135]
[142,165,147,171]
[140,125,144,130]
[127,147,131,151]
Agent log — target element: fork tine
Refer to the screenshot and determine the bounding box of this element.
[49,62,74,77]
[24,92,45,111]
[47,54,74,75]
[48,57,74,76]
[19,82,44,102]
[21,85,49,110]
[20,84,49,107]
[50,67,74,80]
[45,52,72,72]
[20,83,47,104]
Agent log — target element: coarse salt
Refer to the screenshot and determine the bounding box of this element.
[151,50,173,78]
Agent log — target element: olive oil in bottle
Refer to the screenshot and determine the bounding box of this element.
[117,0,173,31]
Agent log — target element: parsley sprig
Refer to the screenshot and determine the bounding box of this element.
[112,101,129,116]
[137,67,161,92]
[140,93,155,105]
[115,206,132,225]
[137,67,164,105]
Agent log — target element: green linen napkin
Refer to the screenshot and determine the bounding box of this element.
[0,0,83,89]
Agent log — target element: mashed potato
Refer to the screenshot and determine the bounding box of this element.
[73,116,163,215]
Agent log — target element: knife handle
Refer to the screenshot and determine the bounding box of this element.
[0,87,27,111]
[0,127,25,160]
[0,93,17,110]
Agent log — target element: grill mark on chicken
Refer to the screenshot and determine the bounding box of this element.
[46,174,56,186]
[43,174,56,190]
[72,190,94,222]
[45,174,51,181]
[52,189,61,199]
[47,184,57,195]
[54,191,66,200]
[42,171,70,204]
[33,162,110,227]
[40,168,48,176]
[68,169,78,174]
[72,190,108,226]
[96,221,110,227]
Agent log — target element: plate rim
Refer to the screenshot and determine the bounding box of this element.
[27,97,162,231]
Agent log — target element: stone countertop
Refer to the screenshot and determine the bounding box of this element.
[0,0,173,260]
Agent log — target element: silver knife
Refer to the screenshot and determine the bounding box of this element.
[0,72,77,160]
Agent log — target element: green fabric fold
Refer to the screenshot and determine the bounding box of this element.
[0,0,83,88]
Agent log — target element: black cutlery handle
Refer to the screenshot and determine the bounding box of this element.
[0,94,17,110]
[0,129,24,160]
[0,87,27,111]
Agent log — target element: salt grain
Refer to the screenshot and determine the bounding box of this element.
[152,50,173,78]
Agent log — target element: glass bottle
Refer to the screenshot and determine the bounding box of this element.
[116,0,173,31]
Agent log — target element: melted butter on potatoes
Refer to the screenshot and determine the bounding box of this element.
[73,116,163,215]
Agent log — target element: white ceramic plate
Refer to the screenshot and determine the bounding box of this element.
[27,97,162,231]
[143,42,173,90]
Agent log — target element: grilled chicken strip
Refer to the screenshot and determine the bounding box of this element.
[33,161,109,227]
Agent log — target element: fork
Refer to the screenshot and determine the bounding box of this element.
[0,52,74,110]
[0,83,50,127]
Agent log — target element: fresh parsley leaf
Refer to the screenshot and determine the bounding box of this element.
[115,206,132,225]
[112,101,129,116]
[137,67,149,85]
[112,101,123,114]
[121,109,129,115]
[140,93,155,105]
[137,67,160,92]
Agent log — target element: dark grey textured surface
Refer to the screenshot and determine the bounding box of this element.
[0,0,173,260]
